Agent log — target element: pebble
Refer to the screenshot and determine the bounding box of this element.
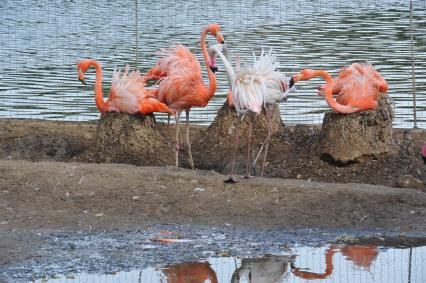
[159,205,171,214]
[194,187,205,192]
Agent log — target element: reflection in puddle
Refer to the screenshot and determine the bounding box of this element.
[290,245,378,280]
[37,244,426,282]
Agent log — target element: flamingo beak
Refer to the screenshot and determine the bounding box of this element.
[289,74,302,88]
[217,32,225,44]
[209,51,219,73]
[210,65,218,73]
[289,77,295,89]
[78,72,87,85]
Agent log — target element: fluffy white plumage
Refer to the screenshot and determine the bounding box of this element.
[209,44,292,115]
[108,65,147,114]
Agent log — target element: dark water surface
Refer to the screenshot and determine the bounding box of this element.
[0,0,425,127]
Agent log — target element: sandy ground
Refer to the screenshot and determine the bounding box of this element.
[0,118,425,281]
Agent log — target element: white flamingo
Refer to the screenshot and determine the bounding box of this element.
[208,44,293,183]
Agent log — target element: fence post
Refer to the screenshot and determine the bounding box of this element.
[410,0,417,128]
[135,0,139,69]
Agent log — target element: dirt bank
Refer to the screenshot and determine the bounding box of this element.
[0,118,425,189]
[1,159,425,232]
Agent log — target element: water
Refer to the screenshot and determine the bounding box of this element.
[35,244,426,283]
[0,0,425,127]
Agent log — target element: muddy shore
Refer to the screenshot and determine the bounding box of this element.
[1,159,426,281]
[0,118,425,281]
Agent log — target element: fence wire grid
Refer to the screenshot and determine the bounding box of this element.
[0,0,425,128]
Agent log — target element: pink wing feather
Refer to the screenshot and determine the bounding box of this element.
[108,65,148,114]
[144,45,202,83]
[149,45,207,111]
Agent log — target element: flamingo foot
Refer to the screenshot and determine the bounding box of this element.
[224,175,239,184]
[251,166,257,177]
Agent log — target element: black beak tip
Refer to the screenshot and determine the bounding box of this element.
[79,78,87,85]
[210,66,219,73]
[289,77,295,89]
[221,40,225,44]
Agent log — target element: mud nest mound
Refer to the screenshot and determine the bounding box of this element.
[93,113,174,166]
[193,102,283,171]
[318,95,397,164]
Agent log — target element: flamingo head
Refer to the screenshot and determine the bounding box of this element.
[77,59,93,85]
[289,69,315,88]
[364,64,388,93]
[374,74,388,93]
[317,85,326,97]
[205,23,225,44]
[208,44,222,73]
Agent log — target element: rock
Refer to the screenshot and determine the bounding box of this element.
[193,102,283,171]
[318,95,396,164]
[395,175,425,190]
[93,113,174,166]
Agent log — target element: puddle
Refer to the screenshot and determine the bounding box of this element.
[35,244,426,283]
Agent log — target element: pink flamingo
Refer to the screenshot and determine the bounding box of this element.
[290,63,388,114]
[77,60,174,115]
[208,44,292,182]
[144,24,225,169]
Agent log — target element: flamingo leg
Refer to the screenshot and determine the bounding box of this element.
[260,108,272,178]
[224,114,240,183]
[175,112,181,168]
[167,113,171,125]
[185,109,194,170]
[251,136,265,177]
[245,119,253,178]
[251,108,272,176]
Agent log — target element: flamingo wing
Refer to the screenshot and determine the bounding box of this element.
[108,65,146,114]
[152,45,208,110]
[251,49,290,105]
[158,68,207,110]
[145,45,202,83]
[108,65,172,115]
[335,64,380,110]
[233,68,265,114]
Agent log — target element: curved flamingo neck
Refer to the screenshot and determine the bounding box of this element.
[293,246,336,280]
[215,47,235,86]
[201,28,217,98]
[310,70,360,114]
[88,60,109,113]
[212,47,235,106]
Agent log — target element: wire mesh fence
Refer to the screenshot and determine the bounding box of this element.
[0,0,425,128]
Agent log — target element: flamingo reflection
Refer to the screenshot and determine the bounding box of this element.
[291,245,378,280]
[161,262,218,283]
